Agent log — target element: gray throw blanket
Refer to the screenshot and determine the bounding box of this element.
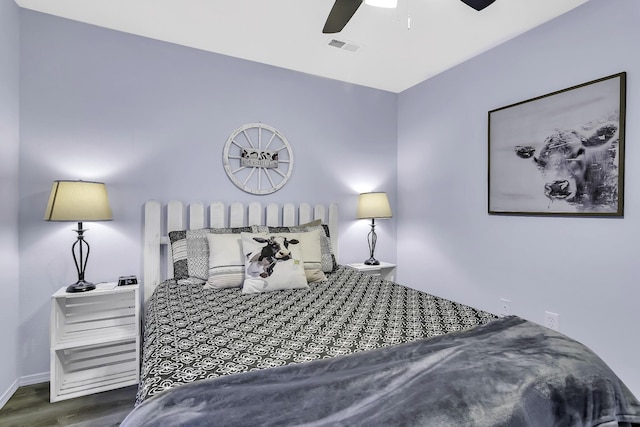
[121,316,640,426]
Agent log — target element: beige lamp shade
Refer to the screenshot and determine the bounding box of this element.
[357,192,392,219]
[44,180,113,222]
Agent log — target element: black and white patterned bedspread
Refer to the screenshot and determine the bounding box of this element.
[136,266,497,404]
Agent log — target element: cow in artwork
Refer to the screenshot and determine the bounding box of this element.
[245,236,300,278]
[514,121,620,210]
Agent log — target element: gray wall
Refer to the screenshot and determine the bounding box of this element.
[17,10,397,382]
[397,0,640,397]
[0,0,21,406]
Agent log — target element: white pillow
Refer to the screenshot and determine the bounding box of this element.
[205,233,245,289]
[241,233,309,294]
[277,229,326,283]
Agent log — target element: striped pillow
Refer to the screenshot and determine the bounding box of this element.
[205,233,246,289]
[169,227,251,282]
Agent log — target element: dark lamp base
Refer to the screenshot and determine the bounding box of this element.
[364,258,380,266]
[66,280,96,293]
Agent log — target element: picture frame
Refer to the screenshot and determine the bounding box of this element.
[488,72,626,217]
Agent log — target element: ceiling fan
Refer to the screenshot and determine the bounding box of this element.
[323,0,497,33]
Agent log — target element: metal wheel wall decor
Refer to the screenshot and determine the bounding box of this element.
[222,123,294,195]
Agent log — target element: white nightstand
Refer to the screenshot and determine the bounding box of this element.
[347,261,396,281]
[50,282,140,402]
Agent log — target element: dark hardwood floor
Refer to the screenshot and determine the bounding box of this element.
[0,382,137,427]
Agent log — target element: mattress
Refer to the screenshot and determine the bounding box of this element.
[136,265,497,404]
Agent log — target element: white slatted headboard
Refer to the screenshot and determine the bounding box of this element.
[143,201,339,302]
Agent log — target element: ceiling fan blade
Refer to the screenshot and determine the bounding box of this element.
[460,0,496,11]
[323,0,364,34]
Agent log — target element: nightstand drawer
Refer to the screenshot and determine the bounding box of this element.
[52,290,137,349]
[51,339,138,401]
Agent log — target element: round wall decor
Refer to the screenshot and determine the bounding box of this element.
[222,123,294,195]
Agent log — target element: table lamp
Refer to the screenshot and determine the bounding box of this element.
[356,192,392,265]
[44,180,113,293]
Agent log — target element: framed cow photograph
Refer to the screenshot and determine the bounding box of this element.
[488,72,626,217]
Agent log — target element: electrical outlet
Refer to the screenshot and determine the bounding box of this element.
[545,311,560,331]
[499,298,511,317]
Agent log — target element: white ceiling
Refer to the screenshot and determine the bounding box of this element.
[16,0,589,93]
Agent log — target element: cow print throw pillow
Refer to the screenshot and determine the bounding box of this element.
[240,233,309,294]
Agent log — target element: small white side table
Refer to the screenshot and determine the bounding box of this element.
[50,282,140,402]
[347,261,396,281]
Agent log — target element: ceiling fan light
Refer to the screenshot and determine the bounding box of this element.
[365,0,398,8]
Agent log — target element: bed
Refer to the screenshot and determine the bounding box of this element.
[123,200,640,426]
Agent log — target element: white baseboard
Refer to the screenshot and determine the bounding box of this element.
[0,372,49,410]
[20,372,49,387]
[0,378,19,410]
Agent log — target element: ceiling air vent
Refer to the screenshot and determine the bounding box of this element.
[328,39,360,53]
